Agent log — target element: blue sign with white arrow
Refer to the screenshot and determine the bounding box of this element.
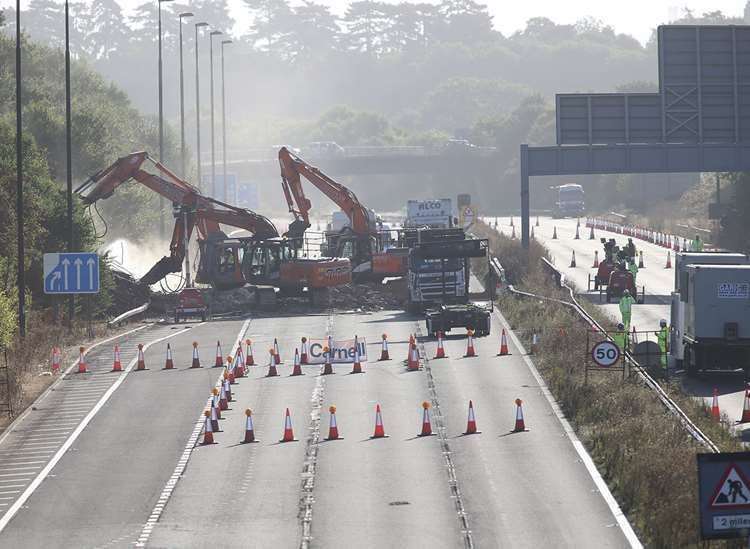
[43,253,100,294]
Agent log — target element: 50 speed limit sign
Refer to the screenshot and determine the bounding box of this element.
[591,340,621,367]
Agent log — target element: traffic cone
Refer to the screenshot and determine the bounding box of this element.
[711,389,720,422]
[740,386,750,423]
[300,337,309,364]
[638,251,644,269]
[574,225,580,239]
[434,332,446,359]
[511,225,516,239]
[379,334,390,361]
[51,347,62,374]
[219,382,228,411]
[273,338,281,365]
[530,225,535,239]
[498,329,509,356]
[241,409,258,443]
[201,411,214,445]
[226,356,235,384]
[163,343,174,370]
[326,405,342,440]
[210,401,220,432]
[665,251,672,269]
[233,345,244,378]
[266,348,279,377]
[111,345,122,372]
[191,341,201,368]
[211,388,222,420]
[464,330,476,357]
[674,237,680,252]
[570,251,576,268]
[589,225,595,240]
[322,345,333,375]
[245,339,254,367]
[464,400,480,435]
[552,226,557,239]
[136,344,147,371]
[280,408,296,442]
[350,336,363,374]
[291,348,304,376]
[577,217,580,228]
[214,341,223,368]
[407,341,420,370]
[371,404,387,438]
[512,398,528,432]
[592,250,599,268]
[418,401,434,437]
[223,372,232,402]
[77,346,87,374]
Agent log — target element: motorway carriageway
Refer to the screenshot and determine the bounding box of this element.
[0,306,639,547]
[490,216,749,440]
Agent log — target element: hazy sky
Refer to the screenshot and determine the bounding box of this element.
[3,0,747,43]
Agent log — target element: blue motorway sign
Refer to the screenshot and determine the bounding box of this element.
[698,452,750,539]
[43,253,100,294]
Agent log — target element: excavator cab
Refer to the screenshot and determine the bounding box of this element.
[196,235,246,290]
[242,238,298,286]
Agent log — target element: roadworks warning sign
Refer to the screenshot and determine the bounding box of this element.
[710,464,750,510]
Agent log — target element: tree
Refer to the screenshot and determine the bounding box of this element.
[24,0,65,48]
[87,0,129,60]
[243,0,293,53]
[435,0,495,44]
[342,1,391,55]
[282,1,339,60]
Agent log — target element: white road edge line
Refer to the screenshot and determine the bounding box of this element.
[135,318,252,548]
[494,308,643,549]
[0,324,198,534]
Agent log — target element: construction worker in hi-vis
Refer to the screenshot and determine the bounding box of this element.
[612,323,629,354]
[655,319,669,369]
[628,259,638,285]
[691,234,704,252]
[619,289,636,331]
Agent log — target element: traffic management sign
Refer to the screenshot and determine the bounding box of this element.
[698,452,750,539]
[591,340,620,367]
[43,253,100,294]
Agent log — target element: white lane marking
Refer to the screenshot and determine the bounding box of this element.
[134,318,252,547]
[0,461,45,466]
[0,492,20,496]
[494,309,642,548]
[0,467,39,473]
[0,323,152,449]
[0,325,197,535]
[0,473,32,478]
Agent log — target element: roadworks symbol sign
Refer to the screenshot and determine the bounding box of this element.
[709,464,750,509]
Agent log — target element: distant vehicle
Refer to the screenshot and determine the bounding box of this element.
[405,199,454,229]
[303,141,345,158]
[443,139,476,154]
[553,184,585,218]
[174,288,207,323]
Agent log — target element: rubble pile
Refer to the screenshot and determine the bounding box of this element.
[329,281,406,311]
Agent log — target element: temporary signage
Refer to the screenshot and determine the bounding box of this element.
[591,340,621,367]
[698,452,750,539]
[718,283,750,299]
[307,338,367,364]
[43,253,100,294]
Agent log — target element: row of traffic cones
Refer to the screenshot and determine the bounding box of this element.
[202,399,530,445]
[431,329,511,359]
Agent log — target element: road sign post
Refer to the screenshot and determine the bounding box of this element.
[585,330,626,383]
[43,253,100,294]
[698,452,750,540]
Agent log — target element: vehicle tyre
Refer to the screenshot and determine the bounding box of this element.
[685,345,697,377]
[174,315,179,324]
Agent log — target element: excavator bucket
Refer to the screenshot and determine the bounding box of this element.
[139,256,184,287]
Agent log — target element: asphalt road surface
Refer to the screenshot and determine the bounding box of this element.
[491,216,748,437]
[0,307,639,547]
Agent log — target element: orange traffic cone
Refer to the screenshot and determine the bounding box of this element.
[434,332,446,359]
[498,329,509,356]
[223,371,232,402]
[266,348,279,377]
[512,398,528,432]
[569,251,576,268]
[51,346,62,374]
[351,336,363,374]
[76,346,87,374]
[326,405,342,440]
[592,250,599,268]
[233,346,244,379]
[638,251,645,269]
[191,341,201,368]
[665,251,672,269]
[245,339,254,367]
[211,388,222,420]
[226,356,235,384]
[300,337,309,364]
[214,341,223,368]
[574,225,580,239]
[464,330,476,358]
[711,389,720,422]
[552,226,557,239]
[406,334,415,362]
[322,345,334,375]
[291,348,304,376]
[163,343,174,370]
[407,341,420,370]
[201,410,214,445]
[589,225,595,240]
[371,404,387,438]
[379,334,390,361]
[740,386,750,423]
[464,400,480,435]
[418,401,434,437]
[280,408,297,442]
[111,345,122,372]
[241,409,258,443]
[219,382,228,411]
[210,400,220,432]
[136,344,147,371]
[273,338,281,365]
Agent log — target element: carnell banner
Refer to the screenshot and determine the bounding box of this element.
[306,338,368,364]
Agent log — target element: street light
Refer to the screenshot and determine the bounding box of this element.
[209,30,222,199]
[15,0,24,337]
[194,22,208,191]
[178,12,193,179]
[157,0,174,240]
[221,39,232,203]
[65,0,74,326]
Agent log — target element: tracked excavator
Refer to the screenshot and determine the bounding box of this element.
[278,146,408,281]
[76,151,351,306]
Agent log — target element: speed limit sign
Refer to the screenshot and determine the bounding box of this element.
[591,340,621,367]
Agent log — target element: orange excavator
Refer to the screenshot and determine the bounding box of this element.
[278,147,407,280]
[76,151,350,305]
